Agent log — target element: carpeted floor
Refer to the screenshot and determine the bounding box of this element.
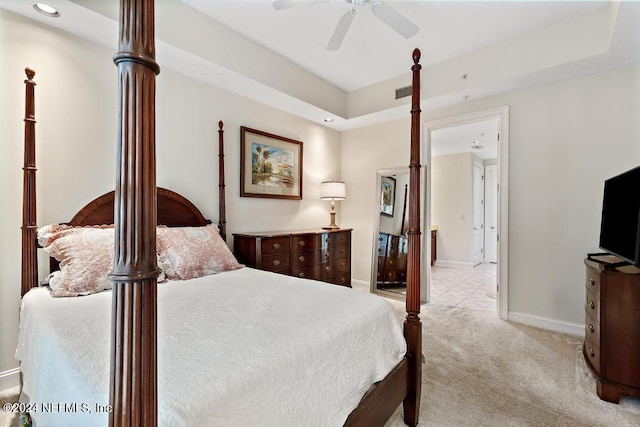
[2,303,639,426]
[386,302,640,426]
[0,387,19,427]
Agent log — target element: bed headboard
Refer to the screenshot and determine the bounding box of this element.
[69,188,211,227]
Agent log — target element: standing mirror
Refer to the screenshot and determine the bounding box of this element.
[371,168,410,300]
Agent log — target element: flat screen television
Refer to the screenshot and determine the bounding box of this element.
[599,166,640,267]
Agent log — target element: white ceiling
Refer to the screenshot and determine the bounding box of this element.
[431,118,498,160]
[1,0,638,135]
[182,0,609,92]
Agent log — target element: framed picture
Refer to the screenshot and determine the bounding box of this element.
[240,126,303,200]
[380,176,396,217]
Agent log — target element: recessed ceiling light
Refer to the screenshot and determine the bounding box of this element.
[33,3,60,18]
[472,140,481,144]
[324,117,334,123]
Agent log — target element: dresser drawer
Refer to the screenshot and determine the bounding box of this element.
[292,265,321,280]
[585,290,600,323]
[328,231,350,247]
[385,256,407,271]
[585,267,601,297]
[330,272,351,287]
[293,234,322,251]
[262,254,289,273]
[261,237,290,255]
[585,314,600,344]
[291,250,323,268]
[584,339,601,375]
[330,244,350,261]
[377,234,389,256]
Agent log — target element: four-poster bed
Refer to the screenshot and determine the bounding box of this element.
[18,0,423,425]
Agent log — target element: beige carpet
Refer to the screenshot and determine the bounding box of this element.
[2,303,639,426]
[386,303,640,426]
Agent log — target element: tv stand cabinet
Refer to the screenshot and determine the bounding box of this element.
[583,256,640,403]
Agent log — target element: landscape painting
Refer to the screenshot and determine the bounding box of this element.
[240,126,303,200]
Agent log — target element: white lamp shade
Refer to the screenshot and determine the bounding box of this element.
[320,181,346,200]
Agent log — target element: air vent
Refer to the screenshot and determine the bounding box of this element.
[395,85,412,100]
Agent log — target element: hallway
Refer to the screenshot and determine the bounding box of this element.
[428,263,497,314]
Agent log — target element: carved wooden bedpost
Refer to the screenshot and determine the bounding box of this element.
[21,67,37,297]
[218,121,227,242]
[109,0,161,426]
[403,48,422,427]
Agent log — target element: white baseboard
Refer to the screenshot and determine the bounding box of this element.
[350,279,370,292]
[434,260,475,269]
[508,311,585,337]
[0,368,20,393]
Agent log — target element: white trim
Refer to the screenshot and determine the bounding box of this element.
[434,260,476,269]
[508,311,585,337]
[0,368,20,392]
[424,106,510,320]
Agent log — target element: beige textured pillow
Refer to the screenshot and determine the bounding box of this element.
[157,225,243,280]
[37,224,115,297]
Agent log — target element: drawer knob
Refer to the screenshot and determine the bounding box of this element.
[589,278,595,286]
[272,242,280,250]
[298,256,305,262]
[588,347,595,358]
[325,266,330,272]
[272,259,280,266]
[588,300,595,309]
[298,272,305,278]
[588,324,595,334]
[326,252,330,258]
[298,241,305,247]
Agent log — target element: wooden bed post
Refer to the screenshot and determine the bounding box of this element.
[21,68,38,297]
[218,121,227,242]
[403,48,422,427]
[109,0,161,426]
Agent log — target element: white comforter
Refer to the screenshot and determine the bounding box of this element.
[17,267,406,426]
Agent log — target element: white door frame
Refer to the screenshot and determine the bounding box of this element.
[484,164,498,263]
[423,106,510,319]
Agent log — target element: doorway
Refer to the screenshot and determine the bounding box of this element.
[423,106,509,319]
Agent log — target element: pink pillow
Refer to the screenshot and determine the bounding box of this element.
[38,224,166,297]
[37,224,115,297]
[156,225,243,280]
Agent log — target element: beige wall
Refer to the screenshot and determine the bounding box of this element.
[341,63,640,330]
[0,11,340,388]
[431,153,474,267]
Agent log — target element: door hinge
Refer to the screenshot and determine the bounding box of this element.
[497,234,500,242]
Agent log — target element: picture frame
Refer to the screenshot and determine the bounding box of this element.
[240,126,303,200]
[380,176,396,217]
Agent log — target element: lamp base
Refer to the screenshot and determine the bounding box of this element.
[323,210,340,230]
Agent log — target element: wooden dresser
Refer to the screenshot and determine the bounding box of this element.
[233,229,352,287]
[377,232,408,287]
[583,256,640,403]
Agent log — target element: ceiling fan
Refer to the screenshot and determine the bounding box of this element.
[273,0,419,51]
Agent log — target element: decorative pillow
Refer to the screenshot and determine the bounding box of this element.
[37,224,115,297]
[156,224,243,280]
[37,224,166,297]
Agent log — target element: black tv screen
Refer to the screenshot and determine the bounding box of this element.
[599,166,640,267]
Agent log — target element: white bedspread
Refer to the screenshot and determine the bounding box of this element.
[16,268,406,426]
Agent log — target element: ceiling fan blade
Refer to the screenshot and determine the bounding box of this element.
[273,0,336,11]
[370,1,419,39]
[327,8,356,51]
